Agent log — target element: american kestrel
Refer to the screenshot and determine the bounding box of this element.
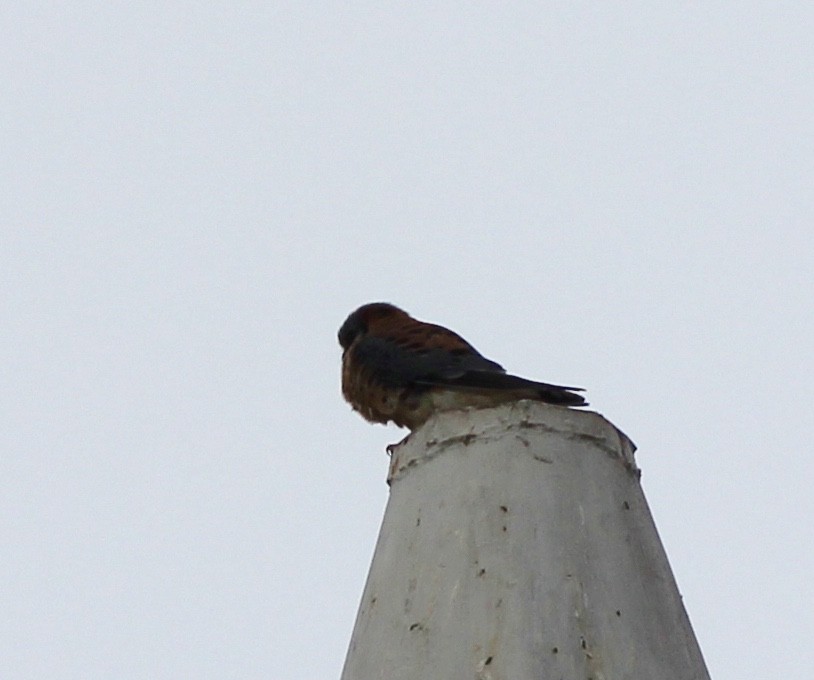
[338,302,586,430]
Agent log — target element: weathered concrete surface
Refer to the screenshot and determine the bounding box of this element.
[341,402,710,680]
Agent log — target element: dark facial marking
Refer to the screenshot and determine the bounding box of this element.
[338,311,366,349]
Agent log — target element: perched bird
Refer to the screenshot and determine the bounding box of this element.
[338,302,586,430]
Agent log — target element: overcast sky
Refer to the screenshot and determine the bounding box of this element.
[2,3,813,679]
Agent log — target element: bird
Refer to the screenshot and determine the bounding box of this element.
[338,302,586,431]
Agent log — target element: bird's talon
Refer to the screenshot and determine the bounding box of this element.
[386,432,411,455]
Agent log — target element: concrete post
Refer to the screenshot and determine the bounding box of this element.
[341,401,710,680]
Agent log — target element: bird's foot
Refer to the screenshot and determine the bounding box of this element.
[386,432,412,455]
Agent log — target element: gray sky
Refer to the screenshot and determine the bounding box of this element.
[2,3,813,678]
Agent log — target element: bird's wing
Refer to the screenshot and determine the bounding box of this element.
[355,316,586,406]
[351,319,505,388]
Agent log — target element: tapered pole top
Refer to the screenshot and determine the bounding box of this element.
[343,403,709,680]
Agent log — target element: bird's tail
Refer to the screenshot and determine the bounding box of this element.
[533,384,587,407]
[420,371,588,407]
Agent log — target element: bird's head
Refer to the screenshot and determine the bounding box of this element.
[338,302,407,350]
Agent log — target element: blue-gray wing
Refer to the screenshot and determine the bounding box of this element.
[350,333,505,389]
